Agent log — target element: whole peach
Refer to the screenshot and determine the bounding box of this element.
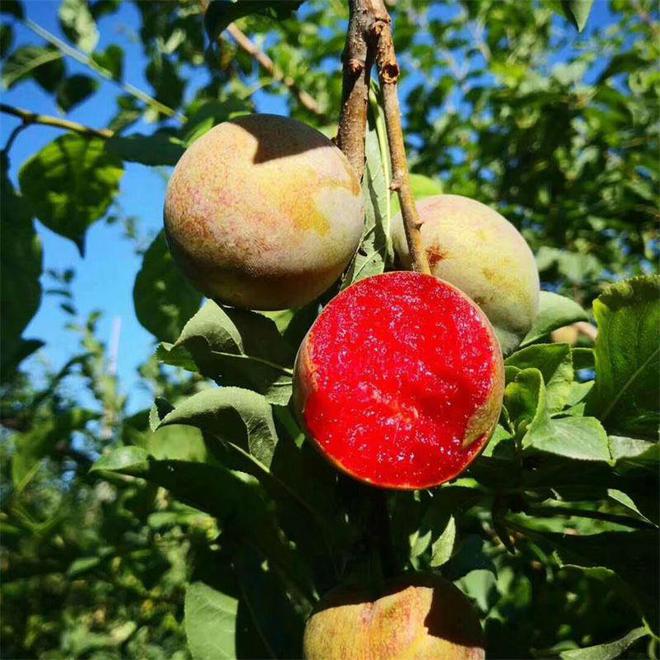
[164,114,364,310]
[303,575,485,660]
[392,194,539,353]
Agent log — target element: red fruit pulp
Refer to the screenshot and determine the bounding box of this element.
[294,272,504,489]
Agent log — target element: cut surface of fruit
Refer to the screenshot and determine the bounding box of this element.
[294,272,504,489]
[392,194,540,354]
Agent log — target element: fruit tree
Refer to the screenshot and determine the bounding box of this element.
[1,0,658,658]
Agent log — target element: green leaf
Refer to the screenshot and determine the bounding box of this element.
[607,488,656,527]
[0,159,42,370]
[145,55,184,111]
[504,368,546,434]
[559,0,594,32]
[182,99,251,146]
[185,581,238,660]
[443,534,497,581]
[18,134,124,255]
[13,408,98,485]
[106,133,184,166]
[520,291,588,347]
[59,0,99,52]
[1,339,44,381]
[91,44,123,80]
[408,487,480,569]
[572,347,594,371]
[0,0,23,18]
[587,276,660,439]
[67,556,101,578]
[95,454,267,525]
[506,344,574,412]
[506,369,610,462]
[233,547,307,658]
[149,397,175,432]
[0,24,14,59]
[560,627,648,660]
[90,0,121,20]
[534,528,659,625]
[157,301,294,405]
[133,230,202,343]
[98,454,313,601]
[108,94,142,133]
[56,74,99,111]
[204,1,304,41]
[90,446,150,475]
[526,415,610,463]
[158,387,278,469]
[1,46,64,91]
[138,424,209,463]
[609,436,658,465]
[429,515,456,568]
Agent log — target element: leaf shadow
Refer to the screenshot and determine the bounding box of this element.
[233,114,333,164]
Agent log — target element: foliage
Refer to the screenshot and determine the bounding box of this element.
[1,0,658,658]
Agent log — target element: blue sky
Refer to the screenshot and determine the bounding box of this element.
[1,1,614,414]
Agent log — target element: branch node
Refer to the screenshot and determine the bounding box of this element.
[347,57,365,74]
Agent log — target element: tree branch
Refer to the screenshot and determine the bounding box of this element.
[0,103,113,139]
[335,0,378,178]
[22,17,182,122]
[2,121,27,154]
[337,0,429,273]
[370,2,430,274]
[225,24,325,119]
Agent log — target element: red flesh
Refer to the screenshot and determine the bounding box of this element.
[295,272,504,489]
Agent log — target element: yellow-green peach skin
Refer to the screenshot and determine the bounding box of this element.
[164,114,364,310]
[392,194,540,353]
[303,575,485,660]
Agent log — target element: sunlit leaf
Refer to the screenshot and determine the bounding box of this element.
[185,582,238,660]
[521,292,589,346]
[204,0,304,40]
[19,134,124,255]
[59,0,99,52]
[0,158,42,372]
[587,276,660,439]
[2,46,64,90]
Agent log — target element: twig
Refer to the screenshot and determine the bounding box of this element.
[21,17,182,122]
[370,1,430,274]
[336,0,377,178]
[225,24,325,119]
[0,103,113,138]
[2,121,27,153]
[338,0,428,272]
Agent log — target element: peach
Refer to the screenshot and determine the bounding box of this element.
[164,114,364,310]
[293,272,504,490]
[303,575,485,659]
[392,194,539,353]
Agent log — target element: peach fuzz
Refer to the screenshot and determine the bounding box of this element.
[164,114,364,310]
[303,575,485,660]
[392,194,539,354]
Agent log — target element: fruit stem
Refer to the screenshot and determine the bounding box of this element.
[368,489,397,580]
[337,0,430,274]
